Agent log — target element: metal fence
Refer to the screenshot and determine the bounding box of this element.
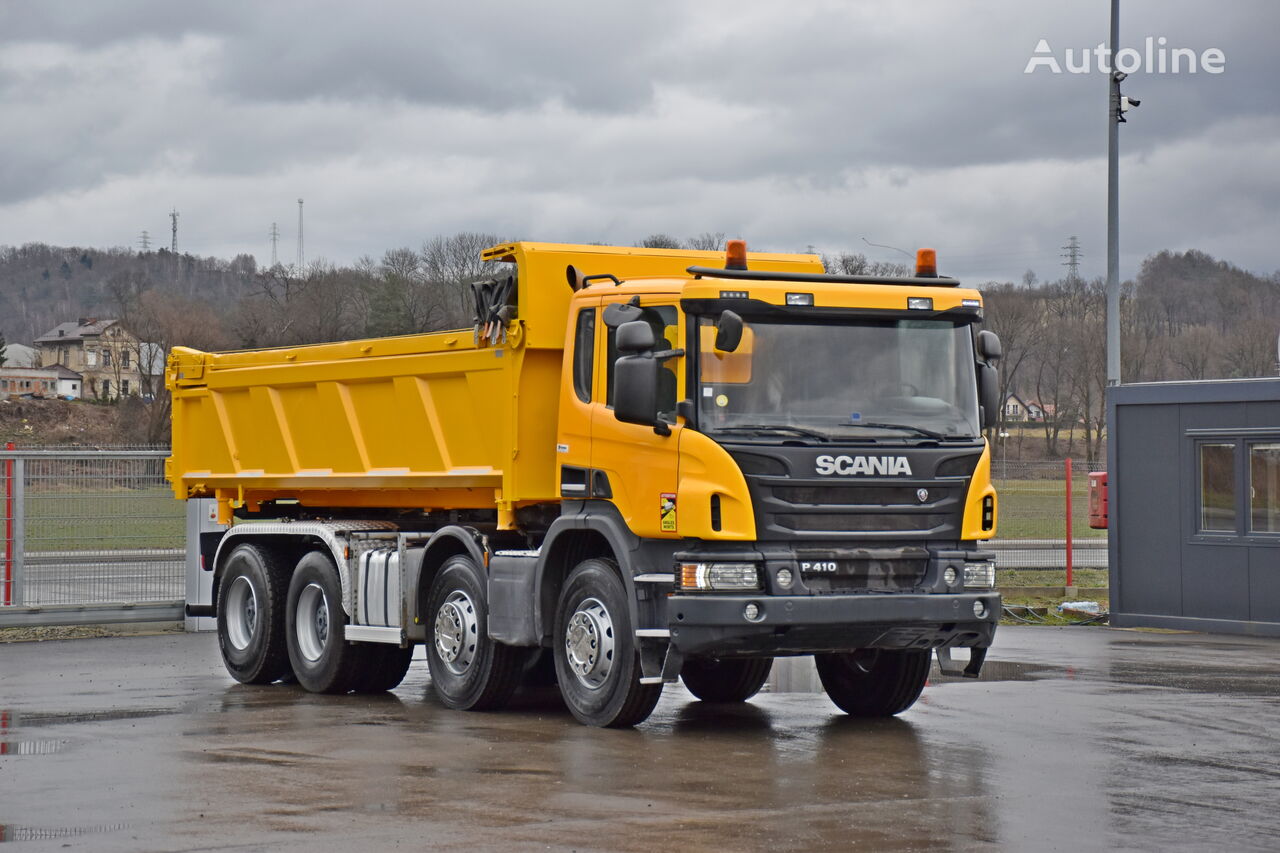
[0,448,1108,628]
[1,447,184,626]
[990,458,1109,584]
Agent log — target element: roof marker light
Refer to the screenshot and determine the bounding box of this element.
[908,297,933,310]
[916,248,937,278]
[725,240,748,271]
[785,292,814,306]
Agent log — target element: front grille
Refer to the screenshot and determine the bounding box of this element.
[776,513,950,533]
[773,485,953,506]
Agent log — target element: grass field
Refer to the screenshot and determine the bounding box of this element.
[20,487,184,551]
[992,477,1106,540]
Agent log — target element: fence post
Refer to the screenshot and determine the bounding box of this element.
[11,457,22,606]
[1065,457,1074,591]
[3,441,12,607]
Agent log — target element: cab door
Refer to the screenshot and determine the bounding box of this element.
[589,297,684,539]
[556,296,601,500]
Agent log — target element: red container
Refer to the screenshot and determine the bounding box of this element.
[1088,471,1109,529]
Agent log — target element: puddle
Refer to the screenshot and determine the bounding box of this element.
[2,708,173,728]
[0,823,130,843]
[0,739,65,756]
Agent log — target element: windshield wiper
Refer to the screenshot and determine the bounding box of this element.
[712,424,832,442]
[840,422,967,441]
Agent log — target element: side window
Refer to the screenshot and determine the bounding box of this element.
[572,308,595,403]
[605,305,680,416]
[1250,443,1280,534]
[1198,442,1237,533]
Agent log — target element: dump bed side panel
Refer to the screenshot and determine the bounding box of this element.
[168,331,559,512]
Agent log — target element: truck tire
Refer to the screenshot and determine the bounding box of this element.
[681,657,773,703]
[554,558,661,728]
[285,550,364,694]
[815,649,930,717]
[217,543,293,684]
[425,554,524,710]
[353,645,415,693]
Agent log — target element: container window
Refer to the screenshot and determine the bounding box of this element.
[1199,442,1236,533]
[1250,443,1280,534]
[572,308,595,403]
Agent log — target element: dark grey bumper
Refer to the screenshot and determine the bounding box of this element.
[666,591,1000,657]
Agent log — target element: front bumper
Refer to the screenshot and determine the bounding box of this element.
[667,591,999,657]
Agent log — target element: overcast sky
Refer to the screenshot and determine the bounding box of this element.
[1,0,1276,284]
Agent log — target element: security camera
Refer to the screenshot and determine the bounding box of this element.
[1121,96,1141,111]
[1113,70,1128,82]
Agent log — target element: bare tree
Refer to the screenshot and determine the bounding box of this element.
[637,234,684,250]
[685,232,726,251]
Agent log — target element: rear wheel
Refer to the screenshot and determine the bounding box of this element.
[425,555,524,710]
[681,657,773,703]
[286,551,364,694]
[217,543,292,684]
[554,558,661,728]
[815,649,930,717]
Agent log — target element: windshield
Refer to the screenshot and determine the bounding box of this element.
[697,316,980,441]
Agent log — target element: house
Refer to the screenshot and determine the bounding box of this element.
[0,343,38,368]
[0,365,82,399]
[1003,393,1046,423]
[33,318,145,400]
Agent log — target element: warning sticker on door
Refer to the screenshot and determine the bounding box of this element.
[660,493,677,532]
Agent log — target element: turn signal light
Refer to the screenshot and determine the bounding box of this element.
[916,248,937,277]
[725,239,748,271]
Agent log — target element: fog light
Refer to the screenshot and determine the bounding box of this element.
[679,562,761,591]
[943,566,958,585]
[963,561,996,590]
[776,568,793,588]
[743,603,762,622]
[973,600,987,619]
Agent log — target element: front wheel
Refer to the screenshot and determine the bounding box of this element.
[554,558,661,728]
[424,555,524,710]
[815,649,930,717]
[681,657,773,703]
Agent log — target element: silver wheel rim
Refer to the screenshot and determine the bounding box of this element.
[434,590,478,675]
[295,582,330,663]
[225,575,257,651]
[564,597,615,690]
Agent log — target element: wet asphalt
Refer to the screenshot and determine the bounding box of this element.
[1,625,1279,852]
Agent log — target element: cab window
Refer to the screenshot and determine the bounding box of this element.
[605,304,680,418]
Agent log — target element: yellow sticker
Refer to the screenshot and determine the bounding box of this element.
[715,394,729,408]
[660,493,677,532]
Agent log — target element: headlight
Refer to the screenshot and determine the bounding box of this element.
[679,562,761,591]
[963,561,996,590]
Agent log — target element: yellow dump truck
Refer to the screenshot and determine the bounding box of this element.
[169,241,1002,727]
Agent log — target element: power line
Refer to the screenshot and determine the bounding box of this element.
[269,222,280,267]
[1061,236,1082,280]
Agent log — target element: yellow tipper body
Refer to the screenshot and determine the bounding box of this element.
[166,242,823,524]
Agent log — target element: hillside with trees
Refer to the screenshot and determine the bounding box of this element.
[1,236,1275,452]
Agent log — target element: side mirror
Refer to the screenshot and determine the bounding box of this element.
[978,363,999,429]
[617,320,655,354]
[977,330,1002,364]
[715,310,744,353]
[614,354,664,432]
